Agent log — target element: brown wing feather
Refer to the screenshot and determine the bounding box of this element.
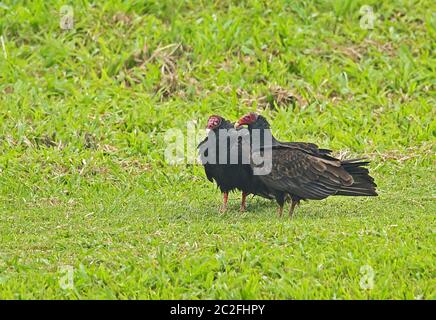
[253,148,354,200]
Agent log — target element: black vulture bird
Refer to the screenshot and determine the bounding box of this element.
[235,112,378,217]
[198,115,274,212]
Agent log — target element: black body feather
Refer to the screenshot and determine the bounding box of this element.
[246,115,378,209]
[198,118,274,200]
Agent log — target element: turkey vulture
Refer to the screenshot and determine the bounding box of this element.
[235,112,378,217]
[198,115,274,212]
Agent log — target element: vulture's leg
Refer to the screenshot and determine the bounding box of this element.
[240,192,247,212]
[219,192,229,213]
[275,193,285,217]
[289,199,299,218]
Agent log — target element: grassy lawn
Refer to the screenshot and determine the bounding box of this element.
[0,0,435,299]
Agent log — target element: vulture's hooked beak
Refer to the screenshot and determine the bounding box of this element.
[234,121,241,129]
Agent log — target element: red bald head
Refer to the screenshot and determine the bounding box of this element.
[206,115,223,129]
[235,112,258,128]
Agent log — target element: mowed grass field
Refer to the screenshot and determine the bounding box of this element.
[0,0,435,299]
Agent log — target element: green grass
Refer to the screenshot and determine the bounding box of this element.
[0,0,435,299]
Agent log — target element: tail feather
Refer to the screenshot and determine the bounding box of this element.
[337,159,378,197]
